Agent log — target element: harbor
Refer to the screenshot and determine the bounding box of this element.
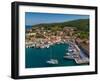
[25,40,89,68]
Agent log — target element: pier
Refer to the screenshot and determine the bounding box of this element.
[64,42,89,64]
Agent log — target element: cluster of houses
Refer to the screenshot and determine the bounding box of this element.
[25,26,89,55]
[25,26,76,48]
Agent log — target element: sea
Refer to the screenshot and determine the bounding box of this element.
[25,43,88,68]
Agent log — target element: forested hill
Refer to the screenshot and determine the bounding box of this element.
[32,19,89,31]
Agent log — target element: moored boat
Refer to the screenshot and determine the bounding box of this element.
[46,59,58,64]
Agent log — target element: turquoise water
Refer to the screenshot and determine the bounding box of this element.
[25,44,86,68]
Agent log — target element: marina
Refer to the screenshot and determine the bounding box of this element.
[25,41,89,68]
[64,42,89,64]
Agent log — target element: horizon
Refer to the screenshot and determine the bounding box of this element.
[26,18,89,26]
[25,12,89,26]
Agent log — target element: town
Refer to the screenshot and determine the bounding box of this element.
[25,26,89,52]
[25,25,89,64]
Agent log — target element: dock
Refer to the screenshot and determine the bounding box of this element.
[64,42,89,64]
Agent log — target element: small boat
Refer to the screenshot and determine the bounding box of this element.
[68,49,73,52]
[63,55,74,59]
[57,42,60,44]
[46,45,49,48]
[66,52,70,55]
[47,59,58,64]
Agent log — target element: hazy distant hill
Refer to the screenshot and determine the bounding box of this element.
[32,19,89,31]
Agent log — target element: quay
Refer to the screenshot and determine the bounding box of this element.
[64,42,89,64]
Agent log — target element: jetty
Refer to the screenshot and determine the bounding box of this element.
[64,42,89,64]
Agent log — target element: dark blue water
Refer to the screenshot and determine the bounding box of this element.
[26,25,32,29]
[25,44,86,68]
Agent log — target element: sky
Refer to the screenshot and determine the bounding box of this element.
[25,12,89,26]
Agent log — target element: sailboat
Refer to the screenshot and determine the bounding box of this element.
[64,44,74,59]
[46,46,58,64]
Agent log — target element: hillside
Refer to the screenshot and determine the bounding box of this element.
[32,19,89,32]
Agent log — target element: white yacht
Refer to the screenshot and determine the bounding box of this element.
[47,59,58,64]
[63,55,74,59]
[66,52,70,55]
